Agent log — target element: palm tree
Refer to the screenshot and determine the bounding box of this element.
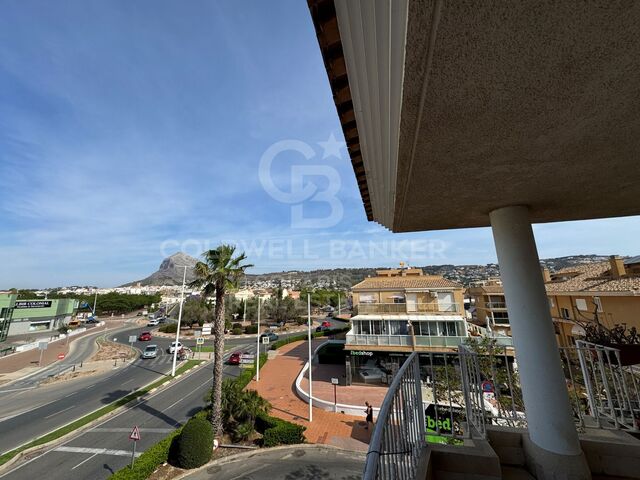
[191,245,253,437]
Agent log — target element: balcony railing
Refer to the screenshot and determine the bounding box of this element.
[356,302,459,314]
[484,301,507,309]
[363,340,640,479]
[346,332,514,348]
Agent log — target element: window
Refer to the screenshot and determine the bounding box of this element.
[359,293,376,304]
[593,297,603,312]
[561,308,570,320]
[548,297,555,308]
[575,299,588,311]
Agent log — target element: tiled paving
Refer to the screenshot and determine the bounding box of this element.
[246,340,380,452]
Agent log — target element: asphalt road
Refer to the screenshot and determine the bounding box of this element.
[185,445,364,480]
[1,347,251,480]
[0,315,349,477]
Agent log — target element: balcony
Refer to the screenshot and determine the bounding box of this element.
[346,331,513,348]
[484,301,507,309]
[356,302,459,315]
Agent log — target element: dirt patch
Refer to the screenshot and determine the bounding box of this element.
[91,339,136,362]
[40,368,99,385]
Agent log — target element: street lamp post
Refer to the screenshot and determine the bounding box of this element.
[256,296,262,381]
[308,294,313,422]
[171,266,188,377]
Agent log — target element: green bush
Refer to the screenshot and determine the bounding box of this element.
[159,323,178,334]
[255,412,306,447]
[231,327,243,335]
[232,322,242,329]
[244,324,258,334]
[169,416,213,469]
[110,428,181,480]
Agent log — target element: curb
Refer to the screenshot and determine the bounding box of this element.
[172,444,366,480]
[0,359,208,475]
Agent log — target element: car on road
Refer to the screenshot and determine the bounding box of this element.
[228,351,243,365]
[138,331,152,341]
[136,312,143,316]
[142,345,158,359]
[157,317,167,324]
[316,326,330,333]
[321,320,331,328]
[260,332,279,343]
[85,317,99,324]
[167,341,183,354]
[147,318,159,327]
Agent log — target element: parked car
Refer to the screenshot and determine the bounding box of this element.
[85,317,99,324]
[167,341,183,354]
[157,317,166,324]
[321,320,331,328]
[147,319,159,327]
[142,345,158,359]
[228,351,243,365]
[138,331,152,341]
[260,332,279,343]
[136,312,143,316]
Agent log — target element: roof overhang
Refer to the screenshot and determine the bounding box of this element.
[309,0,640,232]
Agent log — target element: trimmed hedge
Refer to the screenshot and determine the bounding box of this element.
[159,323,178,334]
[236,353,267,389]
[255,412,306,447]
[231,327,243,335]
[110,428,181,480]
[269,326,350,350]
[244,324,258,334]
[169,416,213,469]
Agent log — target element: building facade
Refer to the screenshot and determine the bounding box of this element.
[467,256,640,348]
[0,294,79,339]
[345,268,471,386]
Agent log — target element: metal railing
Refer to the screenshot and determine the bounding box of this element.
[364,352,425,480]
[484,302,507,309]
[573,340,640,431]
[347,332,514,348]
[356,302,459,314]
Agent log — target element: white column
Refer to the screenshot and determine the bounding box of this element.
[490,205,581,456]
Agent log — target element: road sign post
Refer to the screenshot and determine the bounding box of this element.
[38,341,48,367]
[129,426,141,468]
[331,377,339,412]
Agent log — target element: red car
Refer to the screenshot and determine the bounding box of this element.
[321,320,331,328]
[228,351,242,365]
[138,331,152,341]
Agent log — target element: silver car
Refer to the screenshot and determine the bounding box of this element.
[142,345,158,359]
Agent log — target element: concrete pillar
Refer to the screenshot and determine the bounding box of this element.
[490,206,590,478]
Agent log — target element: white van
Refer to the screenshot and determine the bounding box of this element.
[147,318,159,327]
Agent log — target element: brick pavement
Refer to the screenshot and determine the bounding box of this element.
[246,340,372,452]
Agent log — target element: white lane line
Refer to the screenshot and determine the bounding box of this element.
[84,384,96,390]
[71,452,98,470]
[121,379,134,386]
[89,427,173,433]
[55,446,141,457]
[44,405,75,419]
[63,392,75,398]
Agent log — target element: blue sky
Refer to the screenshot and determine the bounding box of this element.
[1,0,639,288]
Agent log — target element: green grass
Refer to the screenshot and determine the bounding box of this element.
[0,359,204,468]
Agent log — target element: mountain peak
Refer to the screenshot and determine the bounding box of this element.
[124,252,199,286]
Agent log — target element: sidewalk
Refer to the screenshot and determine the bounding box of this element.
[246,340,371,452]
[0,319,125,381]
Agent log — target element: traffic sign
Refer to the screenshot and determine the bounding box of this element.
[262,336,270,344]
[196,337,204,345]
[38,341,48,350]
[481,380,494,393]
[128,335,137,343]
[331,377,339,385]
[57,353,65,360]
[129,425,141,441]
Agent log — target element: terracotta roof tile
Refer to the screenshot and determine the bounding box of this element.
[545,261,640,294]
[352,276,462,290]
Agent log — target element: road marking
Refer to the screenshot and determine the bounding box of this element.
[71,452,98,470]
[55,446,142,457]
[84,384,96,390]
[121,379,134,386]
[44,405,75,419]
[89,427,173,433]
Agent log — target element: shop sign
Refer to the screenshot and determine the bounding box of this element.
[15,300,52,309]
[351,351,373,357]
[424,403,465,436]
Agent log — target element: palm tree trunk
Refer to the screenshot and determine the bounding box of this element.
[211,288,226,437]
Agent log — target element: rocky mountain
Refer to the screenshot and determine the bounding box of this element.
[125,252,199,286]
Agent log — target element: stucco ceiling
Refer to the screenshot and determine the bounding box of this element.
[393,0,640,231]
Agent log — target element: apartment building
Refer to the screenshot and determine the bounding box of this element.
[546,255,640,347]
[467,255,640,348]
[466,278,511,336]
[345,268,469,385]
